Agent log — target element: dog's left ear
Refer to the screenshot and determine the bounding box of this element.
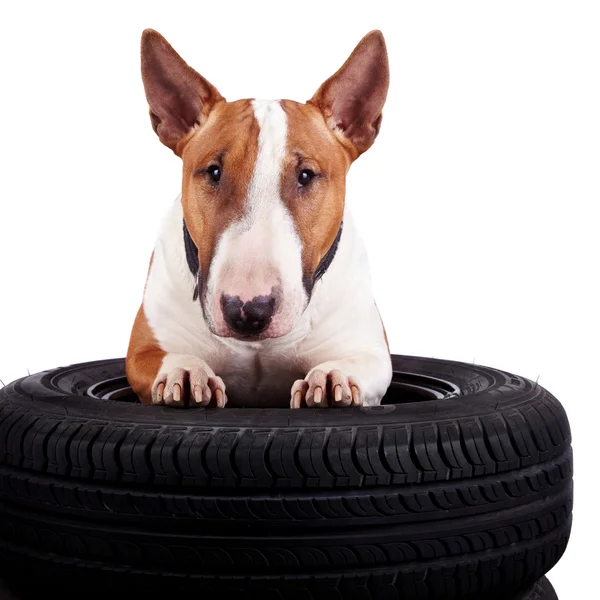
[141,29,224,154]
[309,30,389,157]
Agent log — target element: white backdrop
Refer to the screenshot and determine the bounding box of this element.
[0,1,598,597]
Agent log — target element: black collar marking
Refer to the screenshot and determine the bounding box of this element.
[183,220,201,301]
[301,221,344,297]
[183,219,343,300]
[313,221,343,284]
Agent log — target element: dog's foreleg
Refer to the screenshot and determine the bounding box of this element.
[126,306,227,407]
[149,353,227,408]
[290,351,392,409]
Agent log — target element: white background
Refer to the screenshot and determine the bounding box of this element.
[0,1,598,597]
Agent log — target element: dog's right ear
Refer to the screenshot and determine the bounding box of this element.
[141,29,223,154]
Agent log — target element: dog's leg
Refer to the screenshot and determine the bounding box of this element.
[149,353,227,408]
[126,306,227,407]
[290,352,391,409]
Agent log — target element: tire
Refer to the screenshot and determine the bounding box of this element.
[0,355,572,600]
[514,576,559,600]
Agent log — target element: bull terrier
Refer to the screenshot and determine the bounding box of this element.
[126,29,392,409]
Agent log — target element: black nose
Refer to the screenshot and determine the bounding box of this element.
[221,294,276,335]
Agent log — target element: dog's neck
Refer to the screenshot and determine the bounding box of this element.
[305,222,343,292]
[182,220,201,300]
[182,219,343,302]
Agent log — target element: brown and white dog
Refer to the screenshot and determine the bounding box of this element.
[126,29,393,409]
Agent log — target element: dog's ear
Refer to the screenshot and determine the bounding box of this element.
[309,30,389,157]
[141,29,223,154]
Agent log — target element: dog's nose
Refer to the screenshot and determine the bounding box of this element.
[221,294,276,335]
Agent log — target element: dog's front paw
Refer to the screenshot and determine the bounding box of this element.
[151,356,227,408]
[290,369,364,409]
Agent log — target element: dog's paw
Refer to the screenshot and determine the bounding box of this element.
[290,369,364,409]
[151,360,227,408]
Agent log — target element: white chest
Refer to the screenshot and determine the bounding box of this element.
[213,341,306,406]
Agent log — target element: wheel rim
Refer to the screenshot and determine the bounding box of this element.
[382,371,461,403]
[86,370,461,404]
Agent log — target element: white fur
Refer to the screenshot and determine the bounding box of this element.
[143,100,392,406]
[205,100,305,337]
[144,200,391,405]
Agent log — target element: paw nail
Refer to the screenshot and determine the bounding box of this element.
[314,387,322,404]
[334,385,342,402]
[292,390,302,408]
[193,386,202,403]
[173,383,181,402]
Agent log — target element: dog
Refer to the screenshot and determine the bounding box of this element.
[126,29,393,409]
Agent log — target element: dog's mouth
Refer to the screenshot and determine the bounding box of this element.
[217,330,277,343]
[210,319,296,342]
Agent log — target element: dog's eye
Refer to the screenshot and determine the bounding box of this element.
[298,169,315,187]
[207,165,222,183]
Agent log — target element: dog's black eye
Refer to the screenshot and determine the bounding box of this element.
[207,165,221,183]
[298,169,315,187]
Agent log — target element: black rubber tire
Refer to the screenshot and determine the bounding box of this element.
[0,575,559,600]
[0,355,572,600]
[514,576,558,600]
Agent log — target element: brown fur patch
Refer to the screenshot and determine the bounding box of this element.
[126,305,166,404]
[280,100,352,285]
[179,100,260,299]
[126,251,165,403]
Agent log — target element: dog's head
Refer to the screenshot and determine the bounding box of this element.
[141,29,389,340]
